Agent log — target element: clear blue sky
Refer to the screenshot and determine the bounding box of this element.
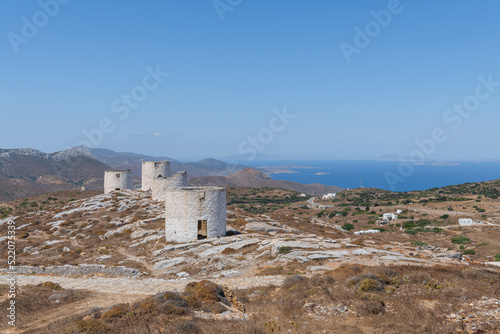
[1,0,500,161]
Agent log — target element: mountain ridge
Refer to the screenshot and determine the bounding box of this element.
[0,146,344,200]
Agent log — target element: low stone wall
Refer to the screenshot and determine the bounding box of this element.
[2,264,142,277]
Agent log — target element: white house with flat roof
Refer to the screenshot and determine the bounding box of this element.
[383,213,398,221]
[322,193,337,200]
[459,218,474,226]
[354,230,380,235]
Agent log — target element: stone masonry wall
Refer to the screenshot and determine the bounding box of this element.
[142,161,171,191]
[104,170,133,194]
[165,187,226,243]
[151,171,188,201]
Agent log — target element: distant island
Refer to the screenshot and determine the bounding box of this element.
[315,172,329,175]
[258,164,315,175]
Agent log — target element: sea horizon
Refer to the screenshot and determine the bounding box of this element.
[244,160,500,193]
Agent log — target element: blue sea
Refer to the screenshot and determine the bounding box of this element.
[245,160,500,192]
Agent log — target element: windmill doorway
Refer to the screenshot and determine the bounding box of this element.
[198,220,207,240]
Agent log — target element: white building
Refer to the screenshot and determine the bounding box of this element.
[152,171,188,201]
[299,193,307,197]
[458,218,474,226]
[322,193,337,200]
[142,161,171,191]
[165,187,226,243]
[103,164,227,244]
[383,213,398,221]
[141,161,190,201]
[104,170,133,194]
[396,209,403,214]
[354,230,380,235]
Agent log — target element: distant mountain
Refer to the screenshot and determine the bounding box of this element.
[0,147,94,160]
[176,158,245,178]
[84,147,246,178]
[0,147,110,201]
[0,146,249,200]
[0,146,343,201]
[189,168,343,196]
[83,147,176,168]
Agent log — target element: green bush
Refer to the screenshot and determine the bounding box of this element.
[403,221,415,228]
[404,229,417,235]
[495,254,500,261]
[278,246,293,255]
[358,278,379,292]
[405,227,441,235]
[463,249,475,255]
[451,235,471,244]
[412,241,426,247]
[416,219,431,226]
[342,223,355,231]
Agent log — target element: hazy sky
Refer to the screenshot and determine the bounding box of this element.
[1,1,500,161]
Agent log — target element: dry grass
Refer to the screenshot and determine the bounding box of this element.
[0,283,89,331]
[27,280,250,333]
[239,264,500,334]
[13,265,500,333]
[258,260,311,276]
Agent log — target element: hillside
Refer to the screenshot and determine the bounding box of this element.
[0,148,110,201]
[189,167,344,195]
[85,147,247,178]
[0,183,499,333]
[0,147,249,201]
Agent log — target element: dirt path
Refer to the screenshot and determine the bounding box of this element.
[1,274,284,295]
[307,197,335,208]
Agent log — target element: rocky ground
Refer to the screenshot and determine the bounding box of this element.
[0,189,499,333]
[0,189,472,279]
